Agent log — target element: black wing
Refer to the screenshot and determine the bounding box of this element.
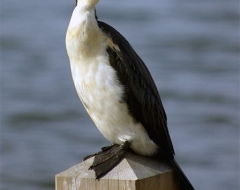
[98,21,174,158]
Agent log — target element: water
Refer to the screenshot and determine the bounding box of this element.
[1,0,239,189]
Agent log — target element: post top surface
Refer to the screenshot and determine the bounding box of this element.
[56,151,173,180]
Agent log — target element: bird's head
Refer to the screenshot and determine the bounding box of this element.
[75,0,99,9]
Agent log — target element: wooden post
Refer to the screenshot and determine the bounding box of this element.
[55,152,179,190]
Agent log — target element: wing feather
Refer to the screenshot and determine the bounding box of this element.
[98,21,175,158]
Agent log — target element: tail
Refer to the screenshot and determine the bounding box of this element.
[170,159,195,190]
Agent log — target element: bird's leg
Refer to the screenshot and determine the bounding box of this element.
[89,140,131,179]
[82,144,116,161]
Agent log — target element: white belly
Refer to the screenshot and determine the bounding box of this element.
[70,56,157,156]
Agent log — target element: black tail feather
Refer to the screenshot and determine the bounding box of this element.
[170,159,195,190]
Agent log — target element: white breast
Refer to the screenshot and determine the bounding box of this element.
[66,6,158,156]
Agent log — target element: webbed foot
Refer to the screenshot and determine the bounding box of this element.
[88,141,131,179]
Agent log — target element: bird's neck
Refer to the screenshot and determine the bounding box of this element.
[66,6,103,60]
[68,5,96,29]
[76,0,99,10]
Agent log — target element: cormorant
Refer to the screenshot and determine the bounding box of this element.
[66,1,194,189]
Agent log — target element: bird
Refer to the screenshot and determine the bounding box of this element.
[66,0,194,189]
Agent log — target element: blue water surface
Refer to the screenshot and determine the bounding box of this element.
[1,0,239,189]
